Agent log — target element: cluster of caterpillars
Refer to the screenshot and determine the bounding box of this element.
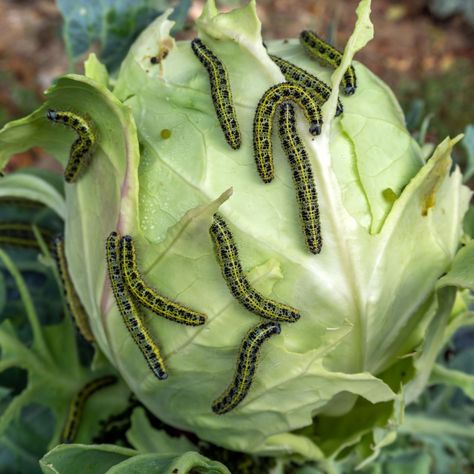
[186,30,358,414]
[105,232,207,381]
[190,30,356,256]
[39,29,358,416]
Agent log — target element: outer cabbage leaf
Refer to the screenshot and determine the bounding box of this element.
[0,71,142,362]
[0,170,65,219]
[126,407,197,454]
[39,444,231,474]
[437,239,474,290]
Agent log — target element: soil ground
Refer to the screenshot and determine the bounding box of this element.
[1,0,473,169]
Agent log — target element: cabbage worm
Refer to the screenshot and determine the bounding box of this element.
[212,321,281,415]
[209,214,301,322]
[60,375,117,443]
[270,55,343,116]
[106,232,167,380]
[191,38,242,150]
[278,103,322,254]
[299,30,357,95]
[120,235,206,326]
[253,83,322,183]
[46,109,97,183]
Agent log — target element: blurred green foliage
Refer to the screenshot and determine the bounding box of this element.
[399,60,474,143]
[55,0,192,70]
[429,0,474,26]
[0,73,40,129]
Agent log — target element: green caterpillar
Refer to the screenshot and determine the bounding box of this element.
[209,214,301,323]
[106,232,167,380]
[299,30,357,96]
[52,235,95,343]
[60,375,117,443]
[253,82,322,183]
[270,54,343,116]
[278,103,322,254]
[191,38,242,150]
[46,109,97,183]
[120,235,206,326]
[212,321,281,415]
[0,222,53,249]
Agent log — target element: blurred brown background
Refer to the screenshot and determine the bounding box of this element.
[1,0,473,170]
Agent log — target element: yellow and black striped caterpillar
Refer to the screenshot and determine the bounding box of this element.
[270,54,343,116]
[0,222,54,249]
[52,235,95,343]
[106,232,167,380]
[209,214,301,323]
[299,30,357,96]
[46,109,97,183]
[278,103,322,254]
[60,375,117,443]
[119,235,206,326]
[253,83,322,183]
[212,321,281,414]
[191,38,242,150]
[0,197,43,208]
